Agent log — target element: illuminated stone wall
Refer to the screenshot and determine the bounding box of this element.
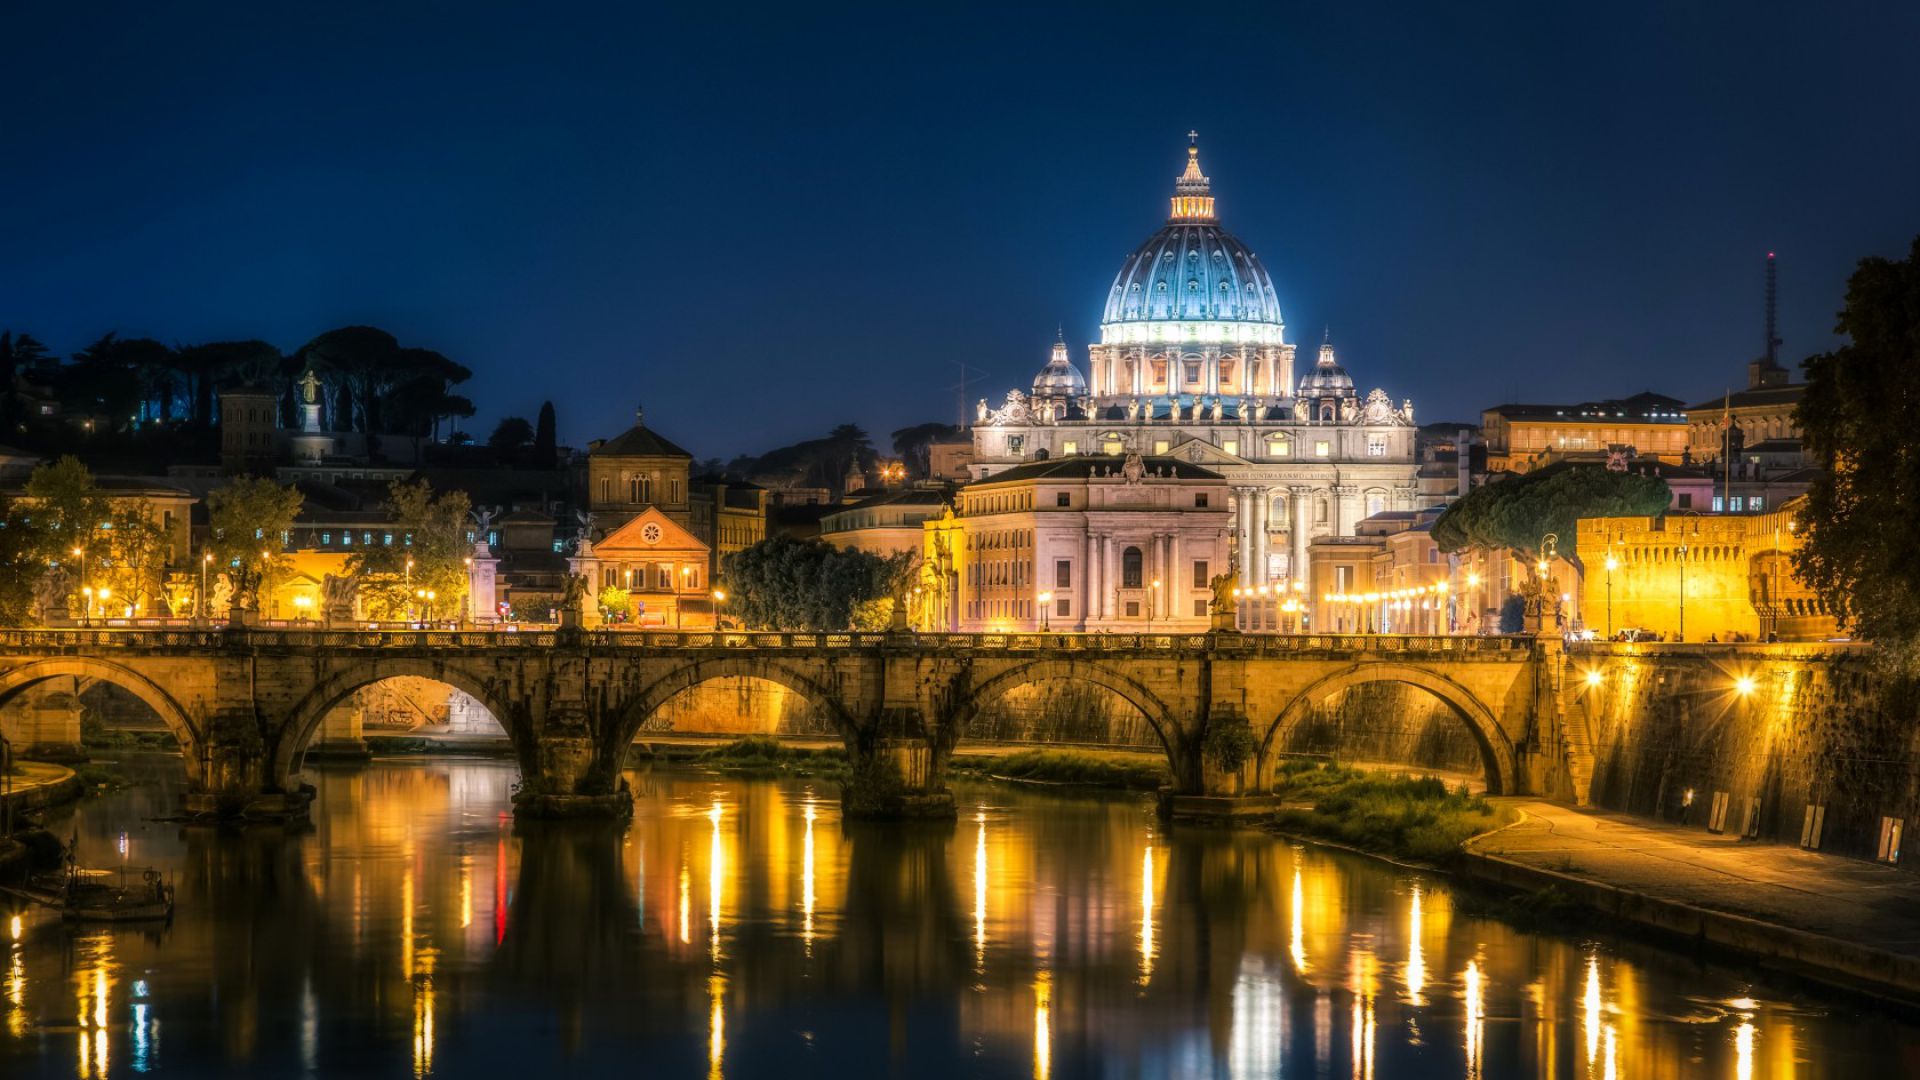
[1576,502,1838,642]
[1277,683,1485,777]
[1569,646,1920,863]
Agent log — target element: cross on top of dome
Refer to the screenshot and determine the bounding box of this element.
[1170,134,1215,222]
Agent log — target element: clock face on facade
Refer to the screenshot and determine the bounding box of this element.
[641,522,663,545]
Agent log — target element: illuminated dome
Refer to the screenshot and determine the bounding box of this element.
[1298,340,1354,396]
[1030,335,1087,398]
[1099,139,1286,344]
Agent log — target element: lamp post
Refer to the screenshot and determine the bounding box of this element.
[200,552,212,625]
[1038,590,1053,631]
[1148,578,1161,633]
[711,589,727,631]
[1677,541,1688,642]
[405,557,415,623]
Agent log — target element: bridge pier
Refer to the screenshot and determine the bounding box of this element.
[187,710,311,821]
[513,732,635,822]
[1158,706,1284,825]
[842,704,956,821]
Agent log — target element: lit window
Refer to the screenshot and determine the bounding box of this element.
[383,533,393,546]
[1154,440,1170,454]
[1712,497,1724,513]
[321,532,331,545]
[1221,440,1238,456]
[1103,440,1123,454]
[1062,440,1078,455]
[1367,437,1387,457]
[1315,441,1330,457]
[1268,438,1290,457]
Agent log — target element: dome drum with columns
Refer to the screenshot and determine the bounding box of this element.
[972,137,1429,595]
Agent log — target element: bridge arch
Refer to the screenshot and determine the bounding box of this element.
[272,658,520,790]
[944,659,1184,776]
[613,657,853,751]
[1258,662,1518,795]
[0,656,201,755]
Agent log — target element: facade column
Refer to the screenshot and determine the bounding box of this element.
[1168,531,1181,622]
[1207,352,1220,395]
[1251,490,1269,585]
[1291,485,1313,595]
[1333,484,1358,537]
[1081,531,1096,630]
[1235,488,1254,586]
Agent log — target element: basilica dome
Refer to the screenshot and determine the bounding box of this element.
[1298,341,1354,397]
[1098,141,1286,343]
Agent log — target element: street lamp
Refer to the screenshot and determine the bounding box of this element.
[201,552,213,623]
[1676,542,1689,642]
[711,589,727,631]
[1148,578,1161,633]
[1038,590,1053,631]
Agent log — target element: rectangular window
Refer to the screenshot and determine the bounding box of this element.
[1367,437,1387,457]
[1268,438,1290,457]
[670,479,682,502]
[599,478,610,502]
[383,533,393,546]
[1801,804,1827,850]
[1193,598,1206,617]
[1056,491,1070,507]
[321,532,331,545]
[1055,560,1071,589]
[1192,560,1209,589]
[1055,596,1070,617]
[1750,495,1764,510]
[1103,440,1123,454]
[1222,440,1238,456]
[1729,496,1744,512]
[1677,493,1693,509]
[1314,441,1330,458]
[343,532,353,546]
[1007,435,1025,454]
[1061,441,1078,455]
[1195,493,1209,508]
[1125,601,1140,618]
[1154,440,1170,455]
[1712,496,1724,513]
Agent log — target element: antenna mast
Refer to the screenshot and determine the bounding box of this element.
[1765,252,1780,364]
[947,361,986,428]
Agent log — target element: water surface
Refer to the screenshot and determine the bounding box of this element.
[3,755,1916,1077]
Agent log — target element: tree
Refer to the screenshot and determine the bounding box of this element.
[206,476,304,614]
[720,535,913,630]
[175,339,283,427]
[597,584,631,623]
[488,416,534,454]
[1795,236,1920,641]
[1431,465,1671,573]
[533,401,557,467]
[0,331,52,430]
[297,327,471,437]
[347,479,471,620]
[60,333,160,432]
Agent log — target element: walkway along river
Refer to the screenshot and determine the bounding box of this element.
[2,755,1918,1077]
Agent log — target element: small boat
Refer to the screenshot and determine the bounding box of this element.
[0,861,174,923]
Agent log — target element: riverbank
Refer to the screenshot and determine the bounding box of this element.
[1463,800,1920,1004]
[1258,761,1516,864]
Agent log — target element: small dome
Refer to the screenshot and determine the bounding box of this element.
[1031,337,1087,397]
[1298,340,1354,396]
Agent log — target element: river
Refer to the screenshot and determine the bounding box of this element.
[3,755,1918,1077]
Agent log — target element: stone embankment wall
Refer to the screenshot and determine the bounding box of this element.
[1573,646,1920,864]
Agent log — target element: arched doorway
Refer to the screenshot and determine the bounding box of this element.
[1258,664,1516,794]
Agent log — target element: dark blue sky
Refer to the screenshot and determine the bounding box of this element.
[4,3,1916,459]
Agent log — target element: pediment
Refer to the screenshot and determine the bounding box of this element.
[595,507,709,554]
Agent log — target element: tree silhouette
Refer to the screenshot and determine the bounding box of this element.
[534,401,557,466]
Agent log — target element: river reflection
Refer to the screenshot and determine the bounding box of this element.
[1,755,1916,1077]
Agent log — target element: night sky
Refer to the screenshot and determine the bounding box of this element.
[4,3,1917,459]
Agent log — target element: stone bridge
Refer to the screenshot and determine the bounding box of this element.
[0,628,1567,821]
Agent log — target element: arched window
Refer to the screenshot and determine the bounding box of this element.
[1122,547,1144,589]
[1366,490,1387,517]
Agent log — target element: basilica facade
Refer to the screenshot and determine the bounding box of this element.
[971,139,1426,592]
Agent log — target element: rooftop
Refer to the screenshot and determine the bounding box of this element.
[975,455,1224,484]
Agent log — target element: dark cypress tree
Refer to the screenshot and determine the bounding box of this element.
[534,400,557,467]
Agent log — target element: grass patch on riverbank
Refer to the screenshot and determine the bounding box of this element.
[682,737,852,782]
[81,729,179,752]
[949,749,1166,791]
[1265,761,1513,865]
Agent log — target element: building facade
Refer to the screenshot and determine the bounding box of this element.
[970,140,1422,597]
[920,454,1229,633]
[819,488,948,559]
[1480,392,1691,474]
[585,410,693,530]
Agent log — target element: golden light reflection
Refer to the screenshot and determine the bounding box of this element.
[412,958,436,1078]
[1583,952,1603,1067]
[1735,1018,1755,1080]
[678,860,692,946]
[8,914,18,940]
[1463,959,1484,1080]
[1604,1023,1619,1080]
[973,809,988,970]
[73,936,113,1080]
[1405,883,1426,1005]
[1349,947,1376,1080]
[707,973,727,1080]
[802,801,817,952]
[459,855,472,930]
[1138,843,1155,984]
[708,800,725,961]
[1033,969,1052,1080]
[6,939,24,1039]
[1290,867,1309,975]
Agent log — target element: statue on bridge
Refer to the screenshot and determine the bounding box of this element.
[321,573,359,626]
[560,572,590,629]
[1208,562,1239,630]
[33,564,72,624]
